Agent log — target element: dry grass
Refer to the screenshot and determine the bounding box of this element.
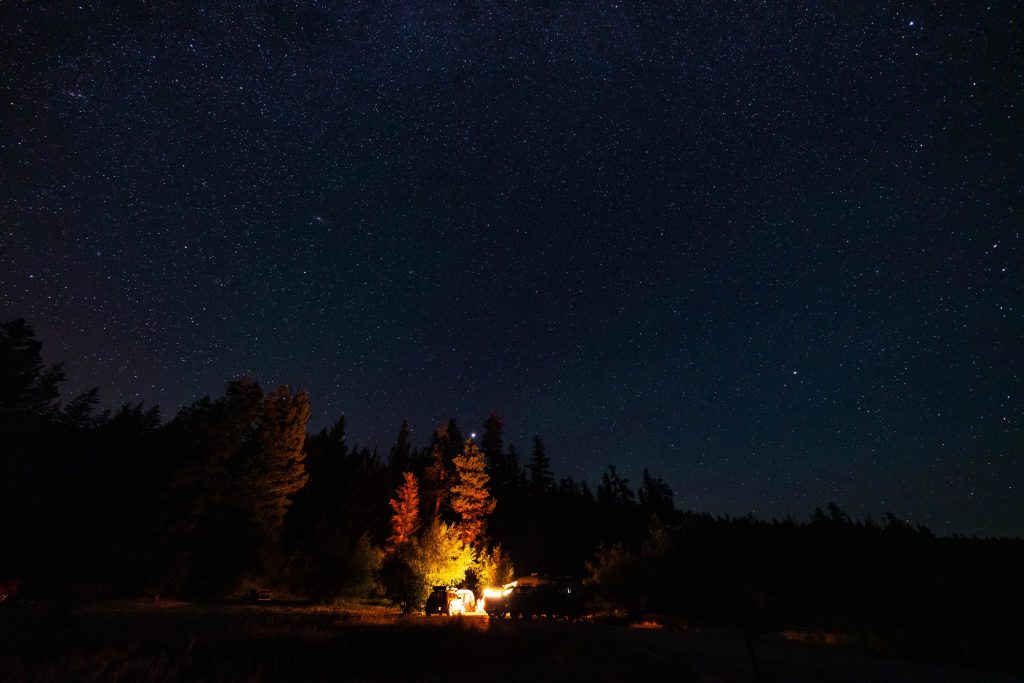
[1,602,1016,682]
[0,602,715,683]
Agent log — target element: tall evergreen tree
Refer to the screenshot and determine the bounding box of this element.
[431,418,463,469]
[528,435,554,495]
[481,412,515,497]
[0,318,64,438]
[326,414,348,455]
[421,443,450,522]
[388,418,413,476]
[506,442,525,489]
[250,386,311,538]
[639,469,675,520]
[451,438,496,548]
[387,471,421,550]
[480,413,504,465]
[597,464,635,506]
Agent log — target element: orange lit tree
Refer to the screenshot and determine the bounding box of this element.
[451,438,496,548]
[387,471,421,550]
[251,385,311,539]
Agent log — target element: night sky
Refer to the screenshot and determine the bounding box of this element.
[2,2,1021,536]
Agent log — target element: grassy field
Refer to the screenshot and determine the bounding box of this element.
[0,601,1016,682]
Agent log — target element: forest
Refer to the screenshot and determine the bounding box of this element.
[1,318,1021,670]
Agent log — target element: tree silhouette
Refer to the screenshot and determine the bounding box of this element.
[421,443,450,523]
[639,468,675,520]
[528,435,554,495]
[597,465,635,505]
[0,318,64,435]
[481,412,515,497]
[431,419,463,469]
[451,438,496,548]
[387,419,413,478]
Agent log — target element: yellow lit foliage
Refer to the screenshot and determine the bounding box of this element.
[410,520,475,589]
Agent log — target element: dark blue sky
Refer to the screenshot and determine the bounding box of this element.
[2,2,1021,536]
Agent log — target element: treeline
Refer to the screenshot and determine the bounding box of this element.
[0,318,668,599]
[2,318,1023,669]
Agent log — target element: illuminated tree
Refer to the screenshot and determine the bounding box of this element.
[249,385,311,537]
[451,438,496,547]
[387,471,421,550]
[410,520,475,589]
[474,543,515,588]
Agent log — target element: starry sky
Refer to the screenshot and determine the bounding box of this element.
[2,2,1021,536]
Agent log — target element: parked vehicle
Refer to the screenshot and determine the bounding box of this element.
[241,589,273,602]
[485,575,582,620]
[0,578,19,604]
[454,588,476,613]
[424,586,462,616]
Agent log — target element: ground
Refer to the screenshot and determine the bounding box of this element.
[0,601,1014,682]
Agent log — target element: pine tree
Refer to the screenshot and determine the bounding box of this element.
[638,469,675,519]
[388,471,421,550]
[431,419,463,468]
[528,435,554,495]
[0,318,65,437]
[480,413,504,467]
[597,465,635,506]
[250,386,311,537]
[388,418,412,475]
[480,412,512,496]
[421,443,449,522]
[326,414,348,454]
[450,438,496,548]
[506,442,526,489]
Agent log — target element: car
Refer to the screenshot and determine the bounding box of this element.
[0,578,18,604]
[487,576,583,620]
[241,589,273,602]
[454,589,476,613]
[424,586,460,616]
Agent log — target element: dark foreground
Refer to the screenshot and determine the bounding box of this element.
[0,602,1016,682]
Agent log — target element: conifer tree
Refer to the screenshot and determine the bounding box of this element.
[481,412,513,497]
[0,318,64,436]
[431,419,464,468]
[421,443,449,522]
[250,386,311,537]
[638,468,675,519]
[388,418,412,475]
[451,438,496,547]
[506,442,525,489]
[597,464,635,506]
[388,471,421,550]
[528,435,554,495]
[480,413,504,467]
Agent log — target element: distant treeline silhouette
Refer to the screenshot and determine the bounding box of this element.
[1,318,1021,672]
